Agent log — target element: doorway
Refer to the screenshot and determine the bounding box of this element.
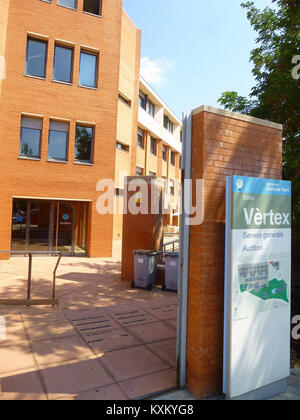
[11,198,89,256]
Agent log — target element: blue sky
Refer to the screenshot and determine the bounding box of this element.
[123,0,275,118]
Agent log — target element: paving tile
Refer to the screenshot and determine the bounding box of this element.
[119,368,177,400]
[22,310,66,324]
[147,339,177,367]
[0,370,47,400]
[146,304,178,321]
[100,345,168,382]
[83,328,141,355]
[74,384,128,400]
[25,320,77,342]
[165,319,178,329]
[0,343,36,375]
[32,335,94,368]
[40,359,114,399]
[0,315,28,345]
[127,321,177,344]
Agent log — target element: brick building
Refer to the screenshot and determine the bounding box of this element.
[0,0,182,258]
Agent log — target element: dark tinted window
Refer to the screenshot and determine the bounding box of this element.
[83,0,101,15]
[26,38,47,78]
[75,125,94,163]
[53,45,73,83]
[79,51,97,88]
[48,121,69,161]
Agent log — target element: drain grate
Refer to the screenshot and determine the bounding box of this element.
[111,309,156,326]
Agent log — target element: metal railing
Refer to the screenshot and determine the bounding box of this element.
[0,251,61,306]
[163,240,180,254]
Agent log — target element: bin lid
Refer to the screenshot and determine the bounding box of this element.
[133,249,162,256]
[165,252,180,257]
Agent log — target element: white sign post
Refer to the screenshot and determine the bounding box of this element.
[223,176,292,400]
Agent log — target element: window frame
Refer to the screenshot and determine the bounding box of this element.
[162,145,167,162]
[83,0,102,17]
[74,124,95,164]
[57,0,78,10]
[52,43,74,84]
[79,50,98,89]
[25,37,48,79]
[170,151,176,166]
[47,121,69,162]
[19,117,43,160]
[137,128,144,149]
[150,137,157,156]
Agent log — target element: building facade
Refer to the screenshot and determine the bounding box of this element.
[0,0,181,259]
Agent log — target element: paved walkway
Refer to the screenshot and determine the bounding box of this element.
[0,257,178,400]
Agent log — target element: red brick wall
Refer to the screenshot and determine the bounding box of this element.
[121,176,163,282]
[0,0,123,258]
[186,108,283,398]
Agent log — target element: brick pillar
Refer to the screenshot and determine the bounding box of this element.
[186,106,283,398]
[121,176,164,282]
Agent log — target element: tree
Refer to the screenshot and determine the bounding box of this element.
[218,0,300,236]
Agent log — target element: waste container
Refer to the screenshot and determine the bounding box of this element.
[132,250,161,291]
[163,252,180,292]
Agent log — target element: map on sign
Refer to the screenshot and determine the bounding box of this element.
[238,261,289,303]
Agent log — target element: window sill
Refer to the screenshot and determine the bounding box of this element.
[18,156,41,161]
[73,161,94,166]
[57,4,77,12]
[82,11,102,19]
[52,79,73,86]
[24,74,46,81]
[78,84,98,91]
[47,159,68,164]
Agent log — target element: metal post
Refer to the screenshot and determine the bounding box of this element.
[27,253,32,302]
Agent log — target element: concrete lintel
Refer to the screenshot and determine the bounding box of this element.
[192,105,283,131]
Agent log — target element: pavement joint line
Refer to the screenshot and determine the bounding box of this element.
[19,313,49,401]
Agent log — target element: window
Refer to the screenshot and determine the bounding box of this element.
[137,128,144,149]
[48,120,69,161]
[171,151,176,166]
[179,157,182,169]
[149,171,156,177]
[169,179,175,196]
[75,125,94,163]
[164,115,174,134]
[139,92,146,110]
[57,0,77,9]
[25,38,47,78]
[139,91,155,117]
[116,141,129,152]
[79,51,98,88]
[53,44,73,83]
[162,145,167,161]
[150,137,157,156]
[83,0,101,16]
[19,116,42,159]
[180,131,183,143]
[119,94,131,107]
[136,167,144,176]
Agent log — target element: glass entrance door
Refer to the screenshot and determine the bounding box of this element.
[11,198,88,256]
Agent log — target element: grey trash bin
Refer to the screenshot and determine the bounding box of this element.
[164,252,180,292]
[132,250,161,291]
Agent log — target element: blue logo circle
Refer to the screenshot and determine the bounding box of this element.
[17,216,24,223]
[62,214,70,221]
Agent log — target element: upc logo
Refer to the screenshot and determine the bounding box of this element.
[292,315,300,341]
[0,316,6,340]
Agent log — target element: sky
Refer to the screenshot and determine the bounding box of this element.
[123,0,275,119]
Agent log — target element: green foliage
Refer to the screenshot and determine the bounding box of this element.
[218,0,300,236]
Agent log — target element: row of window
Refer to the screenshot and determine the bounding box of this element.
[26,37,98,88]
[19,116,94,164]
[135,168,175,195]
[137,129,178,165]
[139,91,176,135]
[42,0,102,16]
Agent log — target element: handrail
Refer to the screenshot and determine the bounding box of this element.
[0,251,61,306]
[163,240,180,254]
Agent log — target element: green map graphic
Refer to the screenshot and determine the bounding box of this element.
[240,279,289,303]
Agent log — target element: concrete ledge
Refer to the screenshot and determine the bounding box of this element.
[192,105,283,131]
